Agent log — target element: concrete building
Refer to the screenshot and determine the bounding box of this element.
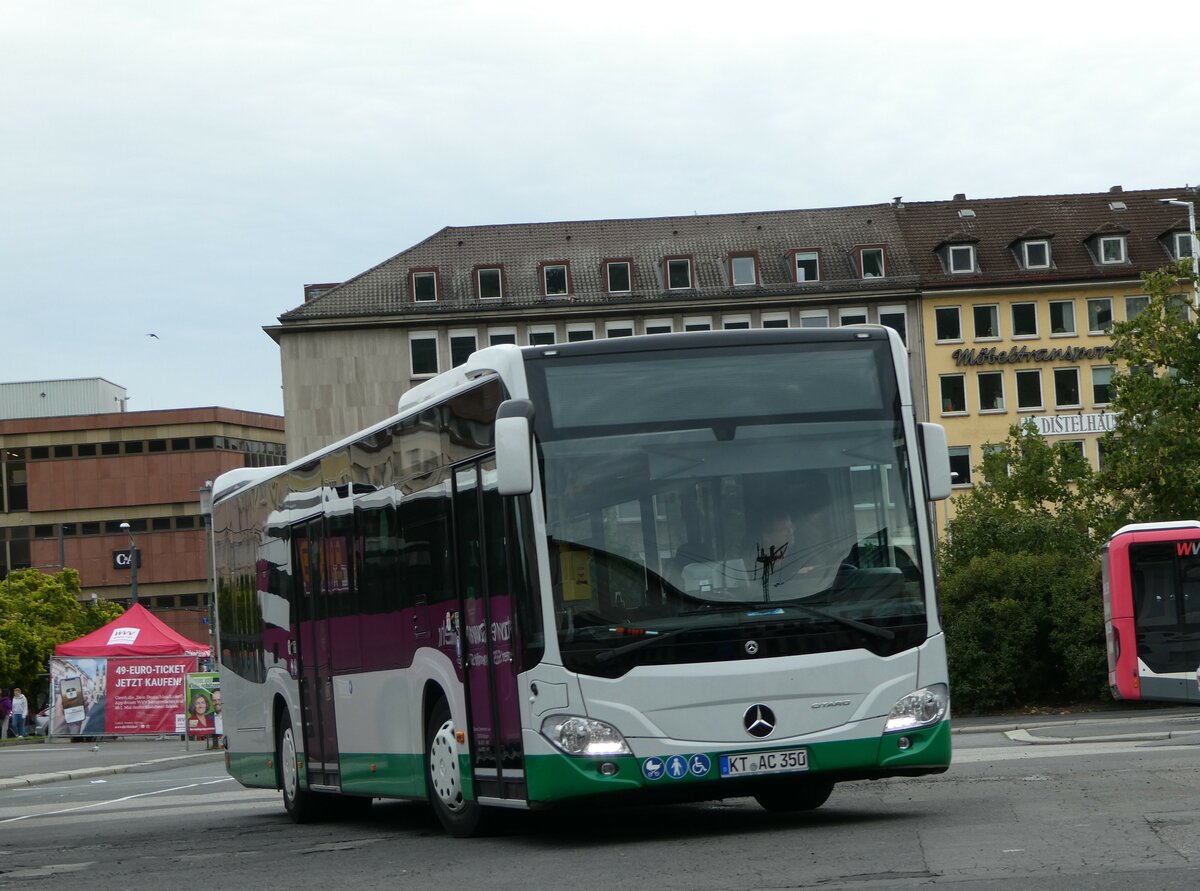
[0,401,285,641]
[268,205,928,458]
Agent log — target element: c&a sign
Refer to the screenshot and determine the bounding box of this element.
[112,549,143,570]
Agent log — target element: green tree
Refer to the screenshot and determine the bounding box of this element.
[939,423,1107,711]
[0,569,124,698]
[1097,259,1200,525]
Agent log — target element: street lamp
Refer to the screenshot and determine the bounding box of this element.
[1160,198,1199,311]
[119,522,138,605]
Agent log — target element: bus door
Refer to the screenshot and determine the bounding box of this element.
[454,459,526,802]
[292,517,340,788]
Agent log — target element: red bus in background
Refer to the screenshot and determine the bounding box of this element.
[1103,521,1200,703]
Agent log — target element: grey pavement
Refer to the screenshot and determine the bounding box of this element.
[0,735,224,791]
[3,705,1198,793]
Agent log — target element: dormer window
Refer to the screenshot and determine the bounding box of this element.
[1099,235,1127,264]
[1175,231,1196,260]
[605,259,633,293]
[793,250,820,282]
[540,261,571,297]
[476,266,503,300]
[949,244,976,274]
[858,246,885,279]
[411,269,439,302]
[1022,240,1051,269]
[665,256,694,290]
[729,253,758,287]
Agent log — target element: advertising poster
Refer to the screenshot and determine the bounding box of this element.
[49,656,197,736]
[185,672,222,737]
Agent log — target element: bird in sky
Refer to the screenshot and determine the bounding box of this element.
[146,333,159,339]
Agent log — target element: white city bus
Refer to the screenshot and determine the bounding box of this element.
[212,328,953,836]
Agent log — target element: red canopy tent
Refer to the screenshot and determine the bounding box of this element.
[55,603,211,658]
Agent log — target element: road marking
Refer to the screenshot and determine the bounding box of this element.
[0,776,236,825]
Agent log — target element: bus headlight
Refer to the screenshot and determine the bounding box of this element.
[541,715,632,757]
[884,684,949,733]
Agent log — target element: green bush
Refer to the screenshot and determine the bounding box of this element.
[940,551,1106,713]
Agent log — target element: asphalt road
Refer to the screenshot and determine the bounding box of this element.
[2,709,1199,889]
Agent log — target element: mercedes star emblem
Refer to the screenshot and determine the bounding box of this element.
[743,704,776,738]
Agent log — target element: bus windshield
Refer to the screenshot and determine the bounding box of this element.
[526,339,927,675]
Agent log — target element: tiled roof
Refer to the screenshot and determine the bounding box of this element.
[279,205,921,322]
[895,186,1196,289]
[278,186,1197,323]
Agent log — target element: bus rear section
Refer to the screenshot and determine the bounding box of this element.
[1103,521,1200,703]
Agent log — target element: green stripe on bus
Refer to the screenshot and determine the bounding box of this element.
[525,720,952,803]
[226,751,278,789]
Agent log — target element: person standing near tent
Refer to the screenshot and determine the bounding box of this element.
[9,688,28,738]
[0,689,11,739]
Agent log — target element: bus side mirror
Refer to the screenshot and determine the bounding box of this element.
[496,399,535,496]
[919,422,952,501]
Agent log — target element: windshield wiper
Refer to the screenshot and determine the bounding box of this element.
[593,628,689,664]
[683,601,894,641]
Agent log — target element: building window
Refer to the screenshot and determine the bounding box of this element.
[839,307,867,326]
[1092,366,1113,405]
[1011,302,1038,338]
[940,375,967,414]
[476,267,503,300]
[973,304,1000,339]
[79,442,98,456]
[794,250,820,282]
[645,319,673,335]
[978,372,1005,412]
[1060,440,1087,474]
[935,306,962,342]
[859,247,885,278]
[528,327,557,346]
[948,446,972,487]
[665,257,693,290]
[683,317,711,332]
[411,270,438,302]
[410,333,439,377]
[1054,367,1081,408]
[606,321,634,338]
[450,332,477,367]
[723,315,751,329]
[1125,295,1149,321]
[761,312,790,328]
[949,244,976,273]
[488,328,517,346]
[605,260,632,294]
[541,262,570,297]
[1087,297,1113,334]
[799,310,828,328]
[1023,240,1051,269]
[1050,300,1076,335]
[566,324,595,342]
[878,306,907,345]
[730,254,757,287]
[1176,232,1196,260]
[1099,235,1127,264]
[1016,369,1043,410]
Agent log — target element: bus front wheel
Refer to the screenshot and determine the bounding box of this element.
[425,698,485,837]
[754,777,835,812]
[277,712,318,823]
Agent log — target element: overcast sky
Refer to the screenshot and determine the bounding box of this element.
[4,1,1197,417]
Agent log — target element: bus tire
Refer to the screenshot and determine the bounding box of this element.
[277,712,318,823]
[754,777,835,812]
[425,698,485,837]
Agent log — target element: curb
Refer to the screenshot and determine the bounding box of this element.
[0,750,223,791]
[1005,727,1200,745]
